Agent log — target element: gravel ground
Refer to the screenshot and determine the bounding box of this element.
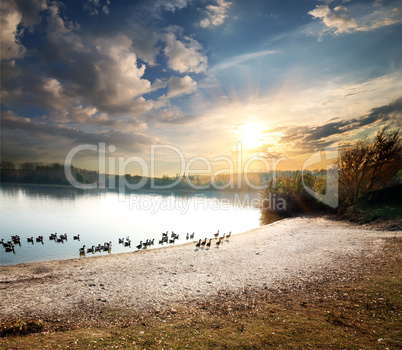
[1,217,400,321]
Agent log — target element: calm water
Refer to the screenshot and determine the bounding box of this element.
[0,184,261,265]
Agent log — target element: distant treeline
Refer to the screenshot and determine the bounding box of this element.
[0,162,99,186]
[0,161,327,191]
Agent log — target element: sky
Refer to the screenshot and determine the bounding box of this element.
[1,0,402,176]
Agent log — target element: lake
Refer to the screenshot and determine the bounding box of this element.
[0,184,262,265]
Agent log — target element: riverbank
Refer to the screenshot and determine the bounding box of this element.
[1,217,400,323]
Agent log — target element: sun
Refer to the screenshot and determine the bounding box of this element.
[238,123,266,150]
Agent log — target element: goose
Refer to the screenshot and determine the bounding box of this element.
[73,234,80,240]
[5,245,15,253]
[216,240,221,248]
[186,233,189,240]
[27,237,34,243]
[195,239,201,248]
[158,239,164,245]
[169,238,175,244]
[95,244,101,252]
[49,233,57,240]
[136,241,143,250]
[12,236,21,245]
[206,239,212,249]
[124,240,131,247]
[226,231,231,239]
[119,238,124,244]
[87,246,95,253]
[79,245,86,254]
[36,236,43,242]
[214,230,220,238]
[3,241,13,248]
[190,232,195,239]
[201,238,207,247]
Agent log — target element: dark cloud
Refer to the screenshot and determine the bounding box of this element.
[279,97,402,153]
[1,110,158,163]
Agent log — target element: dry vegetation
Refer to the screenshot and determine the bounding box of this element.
[1,237,400,349]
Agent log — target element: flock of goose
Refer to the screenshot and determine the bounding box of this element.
[195,230,232,249]
[1,232,82,255]
[1,235,22,253]
[1,229,231,256]
[77,231,198,255]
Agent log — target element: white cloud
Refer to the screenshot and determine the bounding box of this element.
[18,0,48,30]
[163,30,207,73]
[157,106,184,123]
[84,0,111,16]
[167,75,197,98]
[128,24,160,66]
[309,5,357,34]
[199,0,232,28]
[46,3,85,52]
[152,0,191,13]
[0,0,25,60]
[151,78,168,92]
[309,2,402,35]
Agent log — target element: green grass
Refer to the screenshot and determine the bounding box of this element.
[1,239,401,349]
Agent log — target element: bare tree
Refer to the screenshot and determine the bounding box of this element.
[338,128,401,206]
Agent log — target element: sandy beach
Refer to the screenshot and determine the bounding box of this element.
[1,217,400,321]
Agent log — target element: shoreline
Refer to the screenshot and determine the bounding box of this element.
[1,217,400,322]
[1,217,285,269]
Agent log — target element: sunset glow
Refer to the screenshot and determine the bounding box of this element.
[238,123,266,151]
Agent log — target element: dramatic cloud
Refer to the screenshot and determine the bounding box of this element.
[1,0,401,171]
[199,0,232,28]
[163,29,207,73]
[309,1,402,35]
[167,75,197,98]
[278,97,402,153]
[3,3,158,117]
